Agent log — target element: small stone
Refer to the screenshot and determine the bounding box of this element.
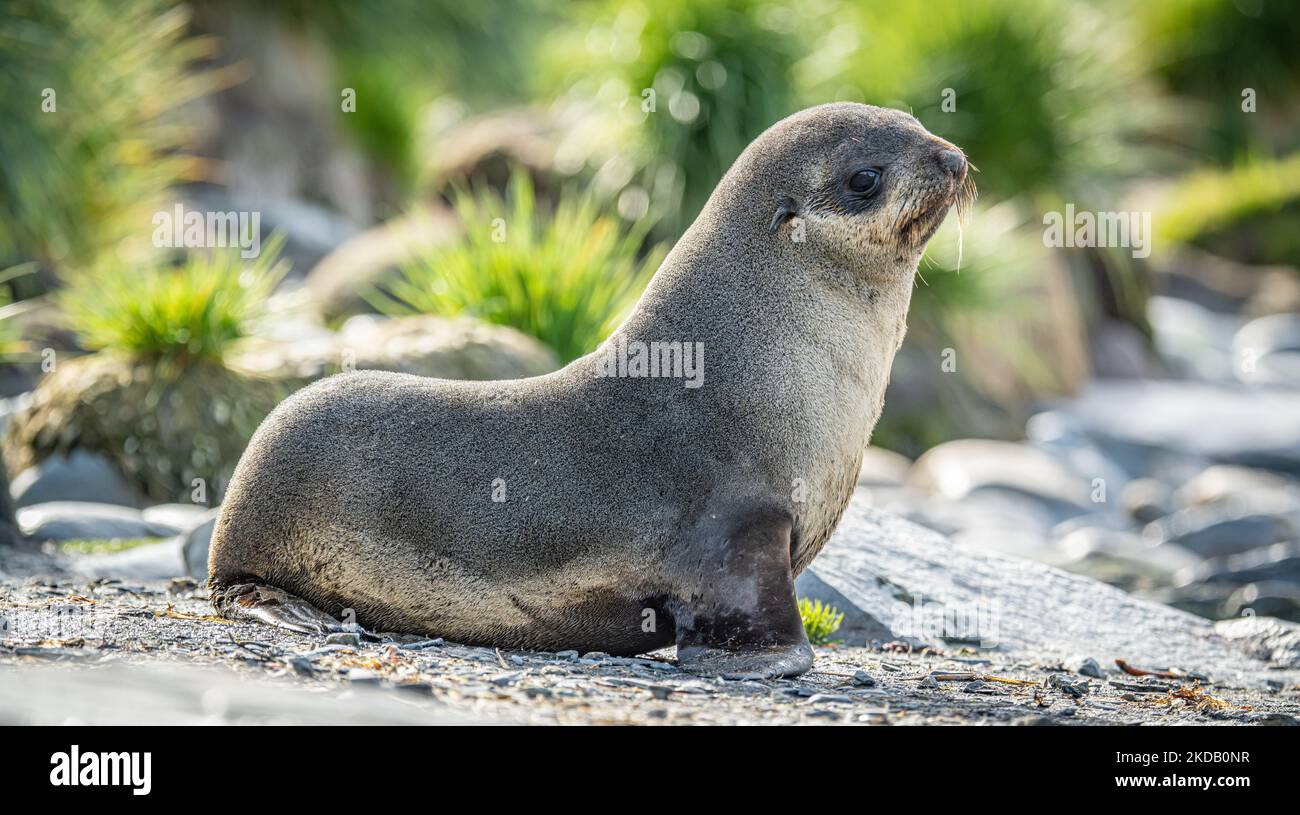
[325,632,361,647]
[524,687,553,699]
[167,577,197,593]
[851,670,876,687]
[808,709,841,720]
[634,683,673,700]
[1245,712,1299,726]
[346,668,382,685]
[1012,715,1055,726]
[919,674,939,689]
[582,651,610,660]
[807,693,853,704]
[963,681,988,693]
[289,657,314,676]
[300,645,350,659]
[399,638,443,651]
[1077,657,1104,678]
[490,672,523,687]
[1047,673,1089,698]
[395,682,433,696]
[1057,706,1077,717]
[553,650,579,661]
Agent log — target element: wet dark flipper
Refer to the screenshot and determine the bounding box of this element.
[212,581,343,635]
[672,507,813,680]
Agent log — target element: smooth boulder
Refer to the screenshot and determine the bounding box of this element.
[801,493,1300,683]
[18,502,182,542]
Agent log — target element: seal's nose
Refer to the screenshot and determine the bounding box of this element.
[936,147,967,179]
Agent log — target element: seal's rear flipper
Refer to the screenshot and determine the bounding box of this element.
[672,508,813,680]
[211,581,343,635]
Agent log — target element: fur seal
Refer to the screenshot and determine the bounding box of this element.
[207,102,971,679]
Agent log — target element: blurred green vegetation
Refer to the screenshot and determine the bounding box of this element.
[0,264,37,359]
[371,174,664,363]
[1155,153,1300,257]
[814,0,1165,208]
[228,0,549,206]
[1,0,1298,463]
[1136,0,1300,160]
[0,0,212,279]
[550,0,807,236]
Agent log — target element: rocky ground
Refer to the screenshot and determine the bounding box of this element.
[2,572,1298,726]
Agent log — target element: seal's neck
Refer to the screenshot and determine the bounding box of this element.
[602,206,917,451]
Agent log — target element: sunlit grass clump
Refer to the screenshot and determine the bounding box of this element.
[372,174,663,362]
[61,236,287,367]
[9,239,290,502]
[799,598,844,646]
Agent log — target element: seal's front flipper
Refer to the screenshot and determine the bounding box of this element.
[212,581,342,635]
[672,508,813,680]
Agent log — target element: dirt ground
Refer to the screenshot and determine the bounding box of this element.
[3,576,1298,726]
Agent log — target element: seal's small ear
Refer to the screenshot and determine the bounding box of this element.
[769,196,799,234]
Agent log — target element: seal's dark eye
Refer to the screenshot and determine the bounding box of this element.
[848,168,881,195]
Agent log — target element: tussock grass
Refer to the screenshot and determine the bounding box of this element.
[371,174,663,362]
[60,236,287,367]
[800,598,844,646]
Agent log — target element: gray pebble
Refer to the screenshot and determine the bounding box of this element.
[325,632,361,647]
[1047,673,1090,698]
[1077,657,1105,678]
[627,657,677,672]
[553,650,579,661]
[346,668,383,685]
[919,674,939,689]
[299,645,350,659]
[395,681,433,696]
[852,670,877,687]
[807,693,853,704]
[630,681,674,700]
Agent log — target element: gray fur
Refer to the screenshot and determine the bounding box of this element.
[208,103,970,673]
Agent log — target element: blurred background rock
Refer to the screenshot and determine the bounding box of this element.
[0,0,1297,622]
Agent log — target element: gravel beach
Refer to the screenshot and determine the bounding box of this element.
[3,575,1297,726]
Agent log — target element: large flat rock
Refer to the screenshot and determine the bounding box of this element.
[801,495,1300,687]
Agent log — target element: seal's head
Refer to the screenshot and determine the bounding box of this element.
[711,102,974,276]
